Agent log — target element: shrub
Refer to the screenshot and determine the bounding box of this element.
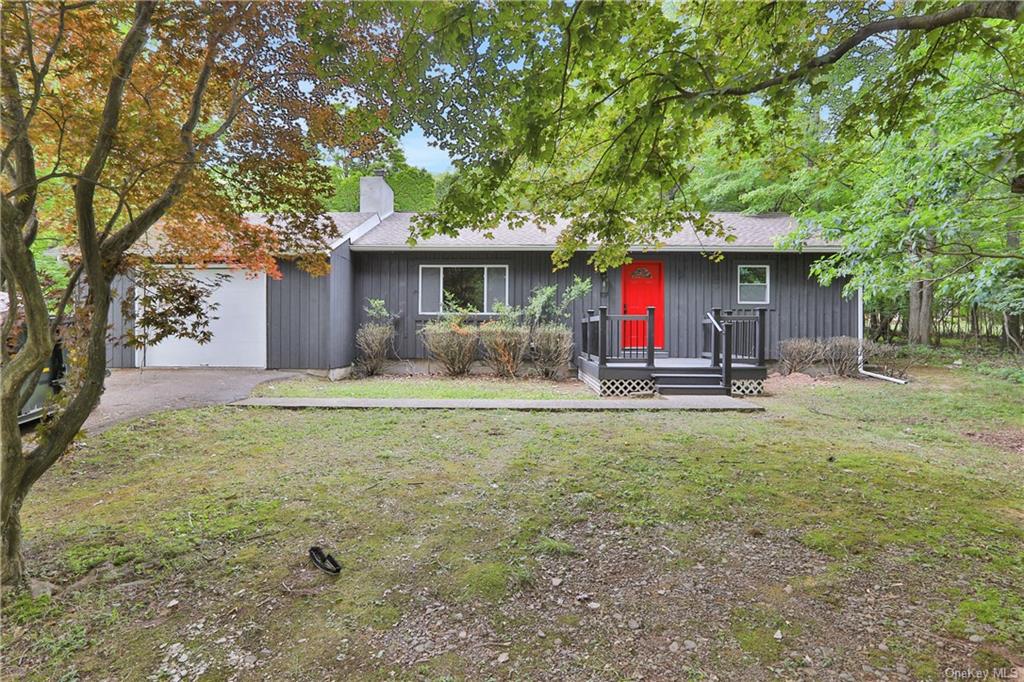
[778,338,821,375]
[355,299,394,376]
[421,319,479,376]
[532,324,575,379]
[479,322,530,377]
[820,336,861,377]
[524,275,592,328]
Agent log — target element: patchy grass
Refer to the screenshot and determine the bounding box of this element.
[2,367,1022,680]
[253,374,598,400]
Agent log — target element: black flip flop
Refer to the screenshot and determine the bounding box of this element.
[308,546,341,574]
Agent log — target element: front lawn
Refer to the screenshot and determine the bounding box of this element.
[3,367,1022,680]
[253,374,598,400]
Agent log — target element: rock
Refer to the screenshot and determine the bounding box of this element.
[628,619,641,630]
[878,642,888,651]
[537,630,546,638]
[896,663,908,674]
[587,601,601,610]
[166,599,180,609]
[496,652,509,664]
[28,578,58,598]
[783,585,793,594]
[774,629,783,641]
[684,640,697,651]
[968,634,984,643]
[458,630,467,639]
[669,641,680,653]
[551,577,563,587]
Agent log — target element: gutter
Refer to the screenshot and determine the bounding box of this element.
[857,286,908,384]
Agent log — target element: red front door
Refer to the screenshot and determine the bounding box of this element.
[621,261,664,348]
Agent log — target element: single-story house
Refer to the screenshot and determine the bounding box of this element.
[107,175,859,396]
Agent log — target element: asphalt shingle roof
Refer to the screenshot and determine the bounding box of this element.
[350,212,836,251]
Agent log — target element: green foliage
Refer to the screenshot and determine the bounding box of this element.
[322,163,437,212]
[307,1,1021,270]
[524,275,592,328]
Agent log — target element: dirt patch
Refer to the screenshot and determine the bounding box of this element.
[964,428,1024,455]
[764,372,842,394]
[342,515,985,680]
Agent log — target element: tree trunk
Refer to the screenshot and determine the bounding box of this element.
[908,279,933,345]
[1,491,26,587]
[1007,227,1021,350]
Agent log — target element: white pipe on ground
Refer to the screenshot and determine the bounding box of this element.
[857,286,909,385]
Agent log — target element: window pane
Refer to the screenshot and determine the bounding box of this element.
[739,284,768,303]
[443,267,485,313]
[486,267,507,312]
[420,267,441,313]
[739,266,768,285]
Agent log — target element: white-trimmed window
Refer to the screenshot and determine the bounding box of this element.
[737,265,770,305]
[419,265,508,315]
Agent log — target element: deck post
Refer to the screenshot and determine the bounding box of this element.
[585,309,593,358]
[598,306,608,367]
[757,307,767,366]
[723,321,733,396]
[711,307,722,368]
[646,306,655,368]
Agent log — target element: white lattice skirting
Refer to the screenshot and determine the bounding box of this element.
[578,370,655,397]
[731,378,765,396]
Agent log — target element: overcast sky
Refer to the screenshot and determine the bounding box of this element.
[400,125,453,173]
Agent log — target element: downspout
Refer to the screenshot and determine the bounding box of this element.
[857,286,908,384]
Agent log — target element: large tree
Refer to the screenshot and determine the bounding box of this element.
[308,0,1022,270]
[1,1,390,586]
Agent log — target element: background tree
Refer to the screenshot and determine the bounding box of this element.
[1,1,390,586]
[308,0,1021,271]
[323,142,437,212]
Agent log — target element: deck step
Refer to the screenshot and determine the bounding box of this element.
[656,384,728,396]
[651,372,723,385]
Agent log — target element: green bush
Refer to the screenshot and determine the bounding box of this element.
[355,299,394,376]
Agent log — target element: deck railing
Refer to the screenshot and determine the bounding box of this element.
[703,307,767,366]
[580,305,656,368]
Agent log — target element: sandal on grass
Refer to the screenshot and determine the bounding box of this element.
[308,546,341,574]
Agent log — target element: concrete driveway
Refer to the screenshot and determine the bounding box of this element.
[84,368,296,432]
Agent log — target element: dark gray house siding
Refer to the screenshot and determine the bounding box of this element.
[351,249,856,361]
[267,259,332,369]
[266,248,357,370]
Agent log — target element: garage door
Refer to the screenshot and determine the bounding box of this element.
[141,269,267,368]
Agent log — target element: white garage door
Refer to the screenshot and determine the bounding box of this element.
[141,269,267,368]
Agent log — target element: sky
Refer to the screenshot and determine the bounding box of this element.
[400,125,453,174]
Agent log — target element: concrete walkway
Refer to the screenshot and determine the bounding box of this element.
[231,396,764,412]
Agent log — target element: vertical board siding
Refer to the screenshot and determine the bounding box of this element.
[267,259,331,369]
[350,250,856,361]
[106,274,136,368]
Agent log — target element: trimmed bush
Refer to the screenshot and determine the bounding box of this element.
[532,324,575,380]
[778,338,821,375]
[820,336,861,377]
[355,299,394,376]
[479,322,530,378]
[421,319,479,376]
